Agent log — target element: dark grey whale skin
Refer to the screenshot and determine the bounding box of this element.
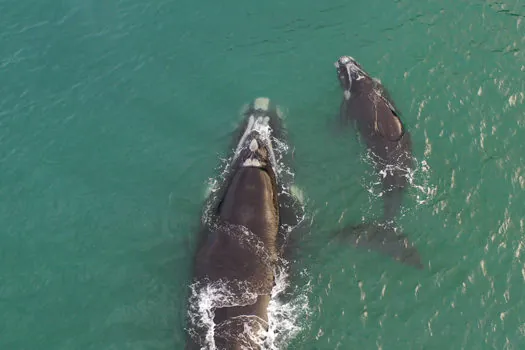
[334,56,422,269]
[185,98,303,350]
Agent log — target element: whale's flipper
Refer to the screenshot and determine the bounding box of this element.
[333,222,423,269]
[277,186,306,259]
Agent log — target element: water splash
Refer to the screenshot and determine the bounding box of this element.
[360,150,437,216]
[187,279,260,349]
[187,262,312,350]
[264,262,312,350]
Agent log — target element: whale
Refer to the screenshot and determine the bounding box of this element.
[334,56,422,268]
[185,97,303,349]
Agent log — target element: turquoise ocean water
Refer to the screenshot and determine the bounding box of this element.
[1,0,525,348]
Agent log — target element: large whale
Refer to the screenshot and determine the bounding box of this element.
[185,98,303,349]
[334,56,422,268]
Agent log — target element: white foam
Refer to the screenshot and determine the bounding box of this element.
[188,265,311,350]
[359,149,437,217]
[264,264,311,349]
[203,178,218,200]
[188,279,260,349]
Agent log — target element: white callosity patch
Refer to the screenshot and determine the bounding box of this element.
[232,111,278,173]
[253,97,270,111]
[242,158,263,167]
[340,57,366,82]
[339,56,351,64]
[233,116,256,158]
[337,56,367,101]
[249,139,258,152]
[243,138,262,167]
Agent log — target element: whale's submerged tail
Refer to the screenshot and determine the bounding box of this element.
[333,221,423,269]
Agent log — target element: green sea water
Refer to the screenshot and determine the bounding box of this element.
[1,0,525,349]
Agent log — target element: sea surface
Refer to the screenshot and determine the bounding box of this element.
[1,0,525,349]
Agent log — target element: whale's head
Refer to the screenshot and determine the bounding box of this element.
[334,56,367,100]
[230,97,280,177]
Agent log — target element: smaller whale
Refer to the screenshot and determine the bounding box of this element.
[334,56,422,268]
